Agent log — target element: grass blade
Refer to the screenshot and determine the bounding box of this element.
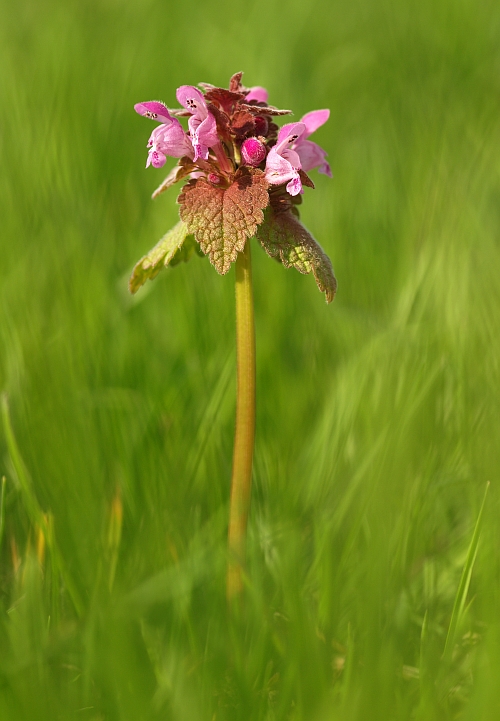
[442,482,489,662]
[0,475,6,551]
[1,392,84,617]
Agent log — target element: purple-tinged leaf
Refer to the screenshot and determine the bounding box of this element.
[229,72,244,92]
[178,168,269,274]
[239,104,292,117]
[298,169,315,189]
[256,208,337,303]
[204,87,246,111]
[167,108,192,117]
[198,82,217,91]
[229,109,255,138]
[206,104,231,137]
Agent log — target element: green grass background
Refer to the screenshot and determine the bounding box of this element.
[1,0,500,718]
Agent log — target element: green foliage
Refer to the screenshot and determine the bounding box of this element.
[129,221,202,294]
[1,0,500,719]
[256,205,337,302]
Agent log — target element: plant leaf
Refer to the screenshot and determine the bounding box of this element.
[229,71,244,92]
[255,207,337,303]
[129,220,198,294]
[204,87,246,111]
[178,168,269,274]
[239,104,292,116]
[230,109,256,138]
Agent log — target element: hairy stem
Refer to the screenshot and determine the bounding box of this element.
[227,239,256,602]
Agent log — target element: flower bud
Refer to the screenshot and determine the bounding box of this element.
[241,137,267,167]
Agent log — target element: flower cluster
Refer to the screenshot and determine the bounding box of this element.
[131,72,336,302]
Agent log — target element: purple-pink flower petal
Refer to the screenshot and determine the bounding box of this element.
[295,139,332,177]
[189,112,219,161]
[286,176,303,196]
[290,110,332,177]
[145,120,194,167]
[265,121,306,195]
[246,86,268,103]
[265,148,297,183]
[300,109,330,137]
[134,101,173,123]
[176,85,209,118]
[265,141,303,196]
[147,149,167,169]
[176,85,219,161]
[275,122,306,153]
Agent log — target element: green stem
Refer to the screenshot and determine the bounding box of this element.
[227,239,256,602]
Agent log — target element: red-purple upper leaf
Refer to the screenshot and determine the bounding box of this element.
[238,104,292,117]
[229,72,244,92]
[204,87,246,112]
[178,168,269,274]
[230,109,256,137]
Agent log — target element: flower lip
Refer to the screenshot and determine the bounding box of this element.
[265,122,306,197]
[176,86,209,118]
[145,119,194,166]
[134,101,173,124]
[175,85,219,162]
[294,139,332,178]
[300,109,330,137]
[291,110,332,177]
[274,122,307,153]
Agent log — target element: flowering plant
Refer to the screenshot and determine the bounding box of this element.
[129,72,336,302]
[130,73,336,601]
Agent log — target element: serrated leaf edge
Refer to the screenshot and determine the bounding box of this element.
[256,210,337,303]
[128,220,190,294]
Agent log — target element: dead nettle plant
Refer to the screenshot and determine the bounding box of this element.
[129,72,337,602]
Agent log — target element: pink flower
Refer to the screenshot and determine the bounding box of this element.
[134,101,174,123]
[134,101,194,168]
[146,123,194,168]
[176,86,219,162]
[246,86,268,103]
[265,122,306,196]
[292,109,332,178]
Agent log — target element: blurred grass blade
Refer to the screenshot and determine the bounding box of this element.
[1,392,84,617]
[185,351,233,486]
[1,392,41,525]
[107,488,123,592]
[0,476,6,551]
[418,610,432,709]
[442,482,489,662]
